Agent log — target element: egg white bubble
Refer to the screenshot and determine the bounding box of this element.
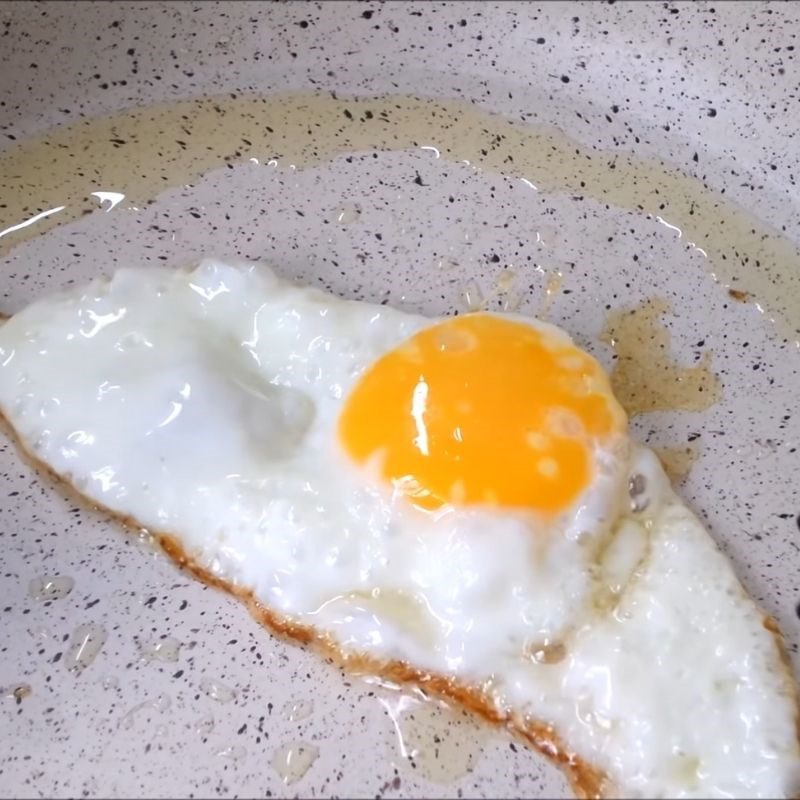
[0,258,797,798]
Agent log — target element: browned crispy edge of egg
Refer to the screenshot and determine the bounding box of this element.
[159,534,610,799]
[2,409,799,799]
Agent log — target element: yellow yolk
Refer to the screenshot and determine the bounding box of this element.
[339,314,626,514]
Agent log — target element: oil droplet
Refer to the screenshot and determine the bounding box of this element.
[119,693,171,730]
[601,298,722,416]
[434,255,459,271]
[525,640,568,665]
[151,693,171,712]
[539,270,563,316]
[496,269,516,293]
[397,293,427,310]
[216,745,247,761]
[194,715,215,735]
[546,271,563,297]
[282,699,314,722]
[136,635,182,664]
[199,677,237,704]
[653,445,699,482]
[462,282,484,312]
[271,741,319,785]
[133,529,161,555]
[492,269,522,312]
[334,204,362,224]
[379,692,487,784]
[28,575,75,601]
[27,626,54,641]
[4,683,32,704]
[65,623,107,675]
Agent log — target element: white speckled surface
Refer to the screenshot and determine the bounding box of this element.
[1,2,798,798]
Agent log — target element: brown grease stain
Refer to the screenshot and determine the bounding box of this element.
[0,92,798,339]
[601,298,722,417]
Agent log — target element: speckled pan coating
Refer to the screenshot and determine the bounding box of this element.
[1,2,798,799]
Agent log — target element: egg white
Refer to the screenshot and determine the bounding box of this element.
[0,259,797,798]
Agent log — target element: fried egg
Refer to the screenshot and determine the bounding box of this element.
[0,259,797,798]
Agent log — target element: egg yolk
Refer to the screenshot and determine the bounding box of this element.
[338,314,626,514]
